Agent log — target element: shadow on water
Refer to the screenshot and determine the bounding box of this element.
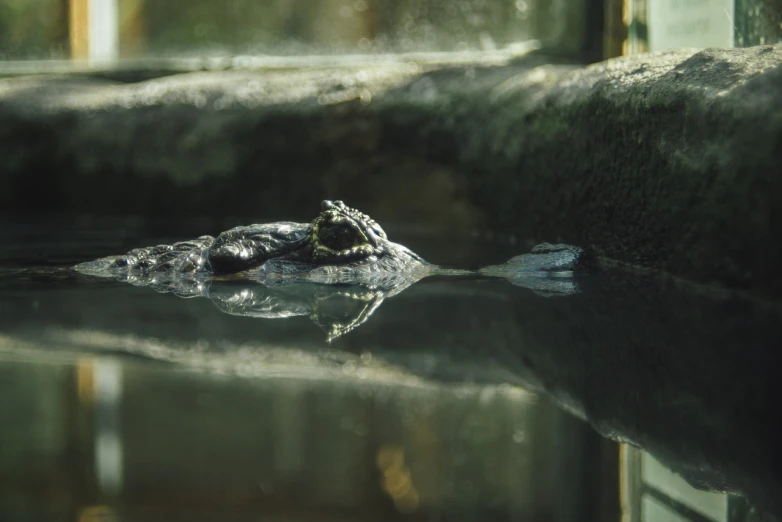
[0,219,779,521]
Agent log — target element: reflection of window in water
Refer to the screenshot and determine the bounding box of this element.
[0,350,617,519]
[620,446,758,522]
[78,504,118,522]
[78,358,124,497]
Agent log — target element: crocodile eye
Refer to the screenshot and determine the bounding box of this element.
[319,224,359,251]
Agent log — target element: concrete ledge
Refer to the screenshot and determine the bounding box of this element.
[1,46,781,298]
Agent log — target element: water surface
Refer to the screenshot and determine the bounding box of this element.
[1,218,778,521]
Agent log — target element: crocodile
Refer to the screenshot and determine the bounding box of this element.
[76,200,589,284]
[75,200,590,338]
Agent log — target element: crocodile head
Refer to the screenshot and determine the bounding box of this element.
[76,200,430,284]
[203,200,430,277]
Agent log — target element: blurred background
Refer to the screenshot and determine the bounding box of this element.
[0,0,590,61]
[0,0,780,67]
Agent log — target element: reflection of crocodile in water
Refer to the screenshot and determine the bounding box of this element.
[76,200,591,339]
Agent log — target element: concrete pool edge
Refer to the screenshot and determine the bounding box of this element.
[1,45,780,299]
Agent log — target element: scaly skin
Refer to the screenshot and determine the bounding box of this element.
[73,200,590,338]
[75,200,589,291]
[76,200,430,282]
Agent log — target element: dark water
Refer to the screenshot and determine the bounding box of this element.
[0,218,778,521]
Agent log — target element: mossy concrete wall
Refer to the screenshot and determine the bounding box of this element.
[1,46,780,298]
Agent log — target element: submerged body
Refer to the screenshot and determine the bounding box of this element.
[76,200,589,288]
